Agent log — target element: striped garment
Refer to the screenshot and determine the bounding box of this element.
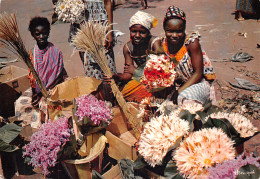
[178,79,216,105]
[32,42,64,93]
[236,0,258,14]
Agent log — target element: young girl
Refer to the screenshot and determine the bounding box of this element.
[113,11,158,82]
[15,17,67,128]
[152,6,216,105]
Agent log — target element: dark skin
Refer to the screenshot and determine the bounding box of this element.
[31,25,67,106]
[111,24,152,82]
[152,18,203,101]
[32,25,49,50]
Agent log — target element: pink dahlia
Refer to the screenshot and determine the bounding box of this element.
[138,114,189,167]
[174,128,235,179]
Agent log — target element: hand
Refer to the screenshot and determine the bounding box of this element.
[32,93,42,107]
[124,65,136,75]
[102,73,112,84]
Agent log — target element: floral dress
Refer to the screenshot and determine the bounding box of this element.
[69,0,117,80]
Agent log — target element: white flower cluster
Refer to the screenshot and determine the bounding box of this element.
[138,114,190,167]
[210,112,258,138]
[55,0,85,23]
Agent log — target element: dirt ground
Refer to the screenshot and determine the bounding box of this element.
[1,0,260,173]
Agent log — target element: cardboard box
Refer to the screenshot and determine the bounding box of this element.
[105,102,141,161]
[62,133,107,179]
[106,131,138,161]
[102,164,122,179]
[0,65,30,117]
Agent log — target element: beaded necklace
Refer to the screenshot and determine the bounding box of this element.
[162,38,188,62]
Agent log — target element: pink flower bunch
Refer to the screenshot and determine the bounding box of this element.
[23,117,72,175]
[76,94,112,125]
[208,153,260,179]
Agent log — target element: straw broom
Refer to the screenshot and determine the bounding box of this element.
[0,13,47,97]
[72,20,141,138]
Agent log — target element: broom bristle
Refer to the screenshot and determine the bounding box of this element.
[0,13,47,97]
[72,20,142,138]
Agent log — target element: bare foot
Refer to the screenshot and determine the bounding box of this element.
[140,6,148,10]
[237,17,245,21]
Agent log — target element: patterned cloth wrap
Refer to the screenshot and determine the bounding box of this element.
[162,32,216,105]
[15,88,47,129]
[69,0,117,80]
[28,42,64,93]
[129,11,158,30]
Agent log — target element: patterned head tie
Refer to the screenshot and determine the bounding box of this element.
[129,11,158,30]
[164,5,186,22]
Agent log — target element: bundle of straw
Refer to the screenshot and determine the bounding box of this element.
[72,20,141,138]
[0,13,47,97]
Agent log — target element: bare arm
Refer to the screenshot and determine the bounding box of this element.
[178,39,203,93]
[104,0,113,47]
[113,43,135,81]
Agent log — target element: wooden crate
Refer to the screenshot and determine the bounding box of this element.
[62,133,107,179]
[0,65,30,117]
[102,164,122,179]
[105,131,138,161]
[105,102,141,161]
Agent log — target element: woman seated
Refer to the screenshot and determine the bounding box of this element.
[112,11,159,102]
[152,6,216,106]
[15,17,67,128]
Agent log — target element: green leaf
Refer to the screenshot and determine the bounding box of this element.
[119,159,135,179]
[178,110,196,132]
[0,139,19,152]
[134,156,148,170]
[164,160,184,179]
[236,164,260,179]
[0,123,22,152]
[0,123,22,143]
[196,102,219,124]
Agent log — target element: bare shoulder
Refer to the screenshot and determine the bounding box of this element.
[123,41,131,54]
[186,38,202,52]
[151,37,162,51]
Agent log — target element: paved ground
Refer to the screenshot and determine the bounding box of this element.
[1,0,260,177]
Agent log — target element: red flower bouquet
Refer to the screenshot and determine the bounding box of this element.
[135,54,176,91]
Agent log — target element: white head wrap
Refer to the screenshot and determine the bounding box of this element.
[129,11,158,30]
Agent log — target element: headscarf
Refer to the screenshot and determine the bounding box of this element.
[164,5,186,22]
[129,11,158,30]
